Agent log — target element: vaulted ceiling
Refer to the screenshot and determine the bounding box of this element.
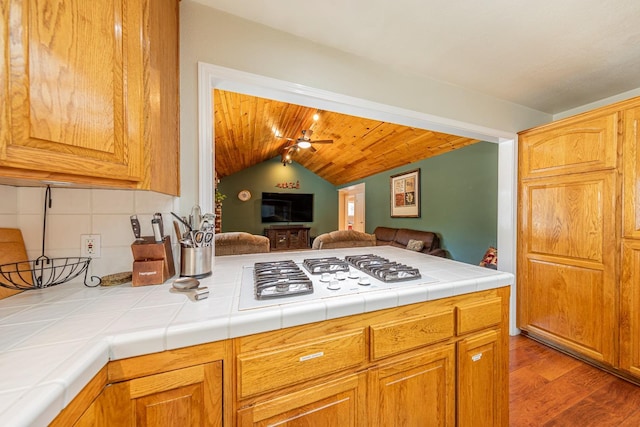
[214,90,478,185]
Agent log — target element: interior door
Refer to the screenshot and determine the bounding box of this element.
[339,184,366,231]
[353,192,365,232]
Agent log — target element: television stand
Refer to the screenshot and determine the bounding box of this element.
[264,225,310,251]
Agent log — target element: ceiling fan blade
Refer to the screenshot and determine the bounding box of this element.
[311,139,333,144]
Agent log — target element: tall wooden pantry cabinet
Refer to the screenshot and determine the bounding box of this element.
[518,96,640,381]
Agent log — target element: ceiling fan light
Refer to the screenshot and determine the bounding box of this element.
[297,141,312,149]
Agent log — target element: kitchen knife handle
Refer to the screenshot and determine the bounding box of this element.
[153,213,164,237]
[151,219,163,243]
[130,215,142,240]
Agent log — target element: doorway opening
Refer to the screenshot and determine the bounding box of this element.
[338,183,366,232]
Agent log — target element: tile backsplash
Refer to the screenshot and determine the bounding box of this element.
[0,185,182,281]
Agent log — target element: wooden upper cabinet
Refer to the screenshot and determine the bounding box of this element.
[0,0,179,195]
[623,106,640,238]
[519,110,619,180]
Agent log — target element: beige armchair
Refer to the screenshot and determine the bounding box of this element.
[214,232,270,256]
[312,230,376,250]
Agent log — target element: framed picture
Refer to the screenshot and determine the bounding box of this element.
[390,168,421,218]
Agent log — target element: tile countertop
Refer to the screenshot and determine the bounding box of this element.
[0,246,513,426]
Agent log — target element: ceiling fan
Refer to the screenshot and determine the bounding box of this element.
[280,130,333,165]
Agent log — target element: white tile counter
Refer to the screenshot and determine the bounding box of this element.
[0,246,513,426]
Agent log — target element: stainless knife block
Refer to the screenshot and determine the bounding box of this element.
[131,236,175,286]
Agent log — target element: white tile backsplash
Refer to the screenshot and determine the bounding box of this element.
[48,189,92,214]
[134,191,177,214]
[93,214,136,247]
[0,185,179,281]
[92,189,135,213]
[0,186,17,214]
[17,187,45,214]
[0,214,17,227]
[48,215,92,248]
[17,214,43,253]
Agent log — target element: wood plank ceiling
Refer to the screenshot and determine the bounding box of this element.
[214,89,479,185]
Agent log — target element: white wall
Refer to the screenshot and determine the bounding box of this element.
[554,87,640,121]
[178,0,552,209]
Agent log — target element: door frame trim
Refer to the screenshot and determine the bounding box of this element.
[197,62,519,334]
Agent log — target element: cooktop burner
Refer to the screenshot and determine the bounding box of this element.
[345,254,421,282]
[253,260,313,300]
[302,257,350,274]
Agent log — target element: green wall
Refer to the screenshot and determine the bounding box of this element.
[340,141,498,264]
[219,142,497,265]
[218,157,338,237]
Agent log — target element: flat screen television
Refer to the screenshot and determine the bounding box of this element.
[261,192,314,223]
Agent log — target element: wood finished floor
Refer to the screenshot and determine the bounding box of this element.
[510,335,640,426]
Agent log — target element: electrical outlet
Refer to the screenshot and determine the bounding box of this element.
[81,234,101,258]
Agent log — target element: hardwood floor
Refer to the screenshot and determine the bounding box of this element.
[510,335,640,426]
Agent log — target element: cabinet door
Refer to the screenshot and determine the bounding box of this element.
[237,373,367,427]
[288,230,302,248]
[620,240,640,376]
[457,330,504,427]
[275,230,289,250]
[368,345,455,427]
[76,362,223,427]
[518,171,618,364]
[519,110,619,179]
[2,0,143,184]
[623,106,640,238]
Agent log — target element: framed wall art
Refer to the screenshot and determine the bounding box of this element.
[390,168,421,218]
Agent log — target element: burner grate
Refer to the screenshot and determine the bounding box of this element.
[253,260,313,300]
[345,254,421,282]
[302,257,350,274]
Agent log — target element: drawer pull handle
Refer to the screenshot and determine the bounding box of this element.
[471,353,483,362]
[299,351,324,362]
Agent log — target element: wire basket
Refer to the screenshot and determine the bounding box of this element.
[0,256,101,290]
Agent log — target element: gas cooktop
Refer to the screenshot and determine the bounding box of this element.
[240,255,437,310]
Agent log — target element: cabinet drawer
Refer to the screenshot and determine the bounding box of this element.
[456,297,502,335]
[370,310,454,360]
[237,330,366,398]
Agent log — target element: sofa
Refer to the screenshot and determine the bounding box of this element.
[214,232,270,256]
[312,230,376,250]
[373,226,447,257]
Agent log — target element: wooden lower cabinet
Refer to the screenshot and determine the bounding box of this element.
[51,342,229,427]
[75,362,223,427]
[369,345,455,426]
[237,373,367,426]
[236,287,510,427]
[457,330,504,427]
[52,288,509,426]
